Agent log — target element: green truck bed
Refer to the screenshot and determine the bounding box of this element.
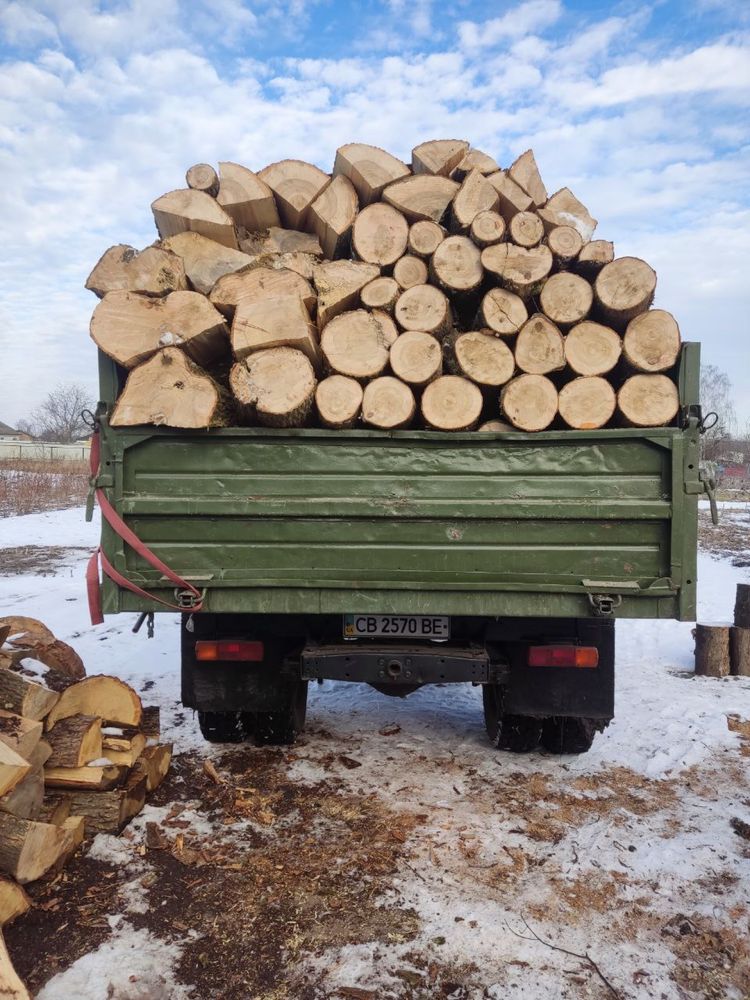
[95,343,703,622]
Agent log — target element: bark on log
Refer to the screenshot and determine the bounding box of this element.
[333,143,410,206]
[313,260,379,329]
[508,149,547,208]
[111,348,233,428]
[43,763,128,791]
[0,745,29,799]
[515,314,565,375]
[257,159,331,230]
[186,163,219,197]
[361,377,416,430]
[231,294,321,368]
[133,744,173,793]
[162,232,254,296]
[0,713,42,762]
[37,795,71,827]
[452,149,499,181]
[0,878,30,927]
[429,236,483,295]
[241,227,322,258]
[595,257,656,327]
[360,277,400,313]
[576,239,615,276]
[538,187,597,240]
[7,637,84,681]
[421,376,483,431]
[27,740,51,773]
[46,715,102,769]
[735,585,750,628]
[315,375,363,429]
[382,175,459,224]
[407,220,446,258]
[90,290,229,369]
[730,627,750,677]
[59,772,147,836]
[451,169,499,232]
[352,203,409,267]
[412,139,469,177]
[623,310,681,372]
[445,331,515,388]
[389,331,443,388]
[230,348,317,427]
[558,377,616,430]
[151,189,238,249]
[0,770,44,821]
[46,676,142,730]
[0,813,78,883]
[546,226,583,265]
[0,930,30,999]
[617,374,679,427]
[392,256,428,291]
[501,374,559,431]
[481,243,552,298]
[140,706,161,740]
[509,211,544,249]
[470,210,506,249]
[539,272,593,328]
[394,285,452,339]
[209,266,315,319]
[564,321,622,376]
[486,172,533,220]
[477,288,528,337]
[101,732,146,767]
[0,619,54,644]
[85,244,188,298]
[694,624,731,677]
[309,174,358,260]
[320,309,398,380]
[217,161,280,232]
[0,673,58,724]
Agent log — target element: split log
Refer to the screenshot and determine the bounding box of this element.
[0,745,29,799]
[231,294,320,368]
[46,676,142,730]
[46,715,102,769]
[508,211,544,249]
[151,189,238,249]
[85,245,188,298]
[451,170,499,232]
[6,637,83,681]
[389,331,443,388]
[315,375,363,429]
[508,149,547,208]
[0,813,77,883]
[558,377,616,430]
[321,310,398,380]
[501,374,559,431]
[140,706,161,741]
[0,713,42,762]
[470,210,506,248]
[0,878,30,927]
[352,203,409,267]
[43,763,129,791]
[56,815,85,869]
[539,272,593,328]
[90,290,229,369]
[111,348,232,428]
[37,795,71,827]
[452,149,499,181]
[241,227,323,257]
[0,672,58,724]
[429,236,483,295]
[445,331,514,388]
[476,288,528,337]
[412,139,469,177]
[735,585,750,628]
[101,731,146,767]
[383,175,459,224]
[617,374,679,427]
[564,321,622,376]
[421,376,483,431]
[595,257,657,328]
[360,277,400,312]
[478,420,515,432]
[257,159,330,230]
[486,172,533,220]
[333,143,410,205]
[0,931,30,1000]
[313,260,379,329]
[623,310,681,372]
[361,377,416,430]
[515,314,565,375]
[230,348,317,427]
[392,256,428,291]
[27,740,51,773]
[407,220,446,258]
[481,243,553,298]
[576,239,614,276]
[730,627,750,677]
[60,772,147,836]
[162,232,254,295]
[186,163,219,197]
[538,188,597,240]
[0,770,44,821]
[133,743,173,793]
[309,174,358,260]
[546,226,583,265]
[210,266,315,319]
[694,624,731,677]
[217,161,280,232]
[0,619,54,644]
[394,284,452,339]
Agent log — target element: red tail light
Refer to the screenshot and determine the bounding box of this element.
[195,640,265,662]
[527,645,599,668]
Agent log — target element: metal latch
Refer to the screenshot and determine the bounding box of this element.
[174,588,205,609]
[699,470,719,526]
[587,594,622,617]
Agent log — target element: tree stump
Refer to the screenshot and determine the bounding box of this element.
[730,627,750,677]
[694,624,731,677]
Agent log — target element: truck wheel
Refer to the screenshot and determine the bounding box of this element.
[197,710,245,744]
[482,684,542,753]
[541,717,600,755]
[243,680,308,747]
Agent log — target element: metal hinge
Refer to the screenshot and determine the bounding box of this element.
[587,593,622,617]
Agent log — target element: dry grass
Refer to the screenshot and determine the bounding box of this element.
[0,459,88,517]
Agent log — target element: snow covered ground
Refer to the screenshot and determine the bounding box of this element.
[2,505,750,999]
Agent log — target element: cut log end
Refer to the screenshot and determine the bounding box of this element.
[539,272,593,329]
[617,374,679,427]
[477,288,528,337]
[393,256,428,291]
[395,284,452,339]
[407,220,445,259]
[564,321,622,376]
[623,310,681,372]
[421,376,483,431]
[430,236,483,294]
[230,347,317,427]
[595,256,657,326]
[509,211,544,249]
[360,276,400,313]
[447,331,515,388]
[321,309,398,380]
[515,314,565,375]
[186,163,219,197]
[315,375,363,429]
[389,330,443,388]
[362,377,416,430]
[558,377,617,430]
[470,210,506,248]
[546,226,583,263]
[501,374,559,431]
[481,243,552,298]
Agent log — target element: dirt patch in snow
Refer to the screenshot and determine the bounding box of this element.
[0,544,91,575]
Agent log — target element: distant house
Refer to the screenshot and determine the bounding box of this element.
[0,421,32,442]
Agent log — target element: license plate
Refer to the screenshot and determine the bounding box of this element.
[343,614,450,639]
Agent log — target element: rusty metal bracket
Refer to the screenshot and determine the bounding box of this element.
[587,594,622,617]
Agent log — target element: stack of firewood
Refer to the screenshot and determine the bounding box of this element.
[86,141,683,433]
[694,585,750,678]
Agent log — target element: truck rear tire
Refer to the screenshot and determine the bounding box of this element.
[242,680,308,746]
[482,684,542,753]
[197,710,245,743]
[541,716,601,755]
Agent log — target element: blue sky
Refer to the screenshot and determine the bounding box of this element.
[1,0,748,427]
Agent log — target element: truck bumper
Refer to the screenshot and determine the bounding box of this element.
[301,644,490,685]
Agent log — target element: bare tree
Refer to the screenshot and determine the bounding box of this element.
[700,365,736,460]
[25,384,95,443]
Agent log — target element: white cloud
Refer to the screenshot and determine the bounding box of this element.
[458,0,562,50]
[0,1,59,46]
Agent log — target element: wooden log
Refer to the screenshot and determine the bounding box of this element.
[60,772,147,836]
[452,149,499,181]
[546,226,583,265]
[392,256,428,291]
[0,878,30,927]
[216,161,280,232]
[429,236,483,295]
[231,294,320,368]
[43,763,129,791]
[37,795,71,827]
[26,740,50,773]
[515,314,565,375]
[321,309,398,380]
[445,331,515,388]
[352,203,409,267]
[0,619,54,644]
[623,310,681,372]
[576,239,614,277]
[694,624,731,677]
[132,743,173,793]
[412,139,469,177]
[539,272,593,329]
[333,143,410,206]
[101,732,146,767]
[0,813,77,883]
[501,374,559,432]
[360,277,400,313]
[382,175,459,224]
[735,585,750,628]
[85,244,188,298]
[45,715,102,769]
[111,348,232,429]
[309,174,358,260]
[0,930,30,999]
[230,348,317,427]
[617,374,679,427]
[394,285,452,339]
[508,211,544,249]
[162,232,254,295]
[313,260,380,329]
[476,287,528,337]
[0,713,42,762]
[595,257,656,328]
[5,637,83,681]
[486,171,533,220]
[210,266,315,319]
[508,149,547,208]
[186,163,219,197]
[478,420,515,432]
[361,377,416,430]
[470,210,506,249]
[0,672,58,724]
[46,676,142,730]
[389,331,443,389]
[481,243,552,298]
[564,321,622,376]
[315,375,363,429]
[538,187,597,240]
[55,815,86,870]
[257,159,330,230]
[407,220,446,258]
[730,627,750,677]
[241,227,323,258]
[451,169,499,232]
[0,770,44,821]
[90,290,229,369]
[151,189,238,249]
[421,376,483,431]
[0,745,29,799]
[140,706,161,741]
[558,377,616,430]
